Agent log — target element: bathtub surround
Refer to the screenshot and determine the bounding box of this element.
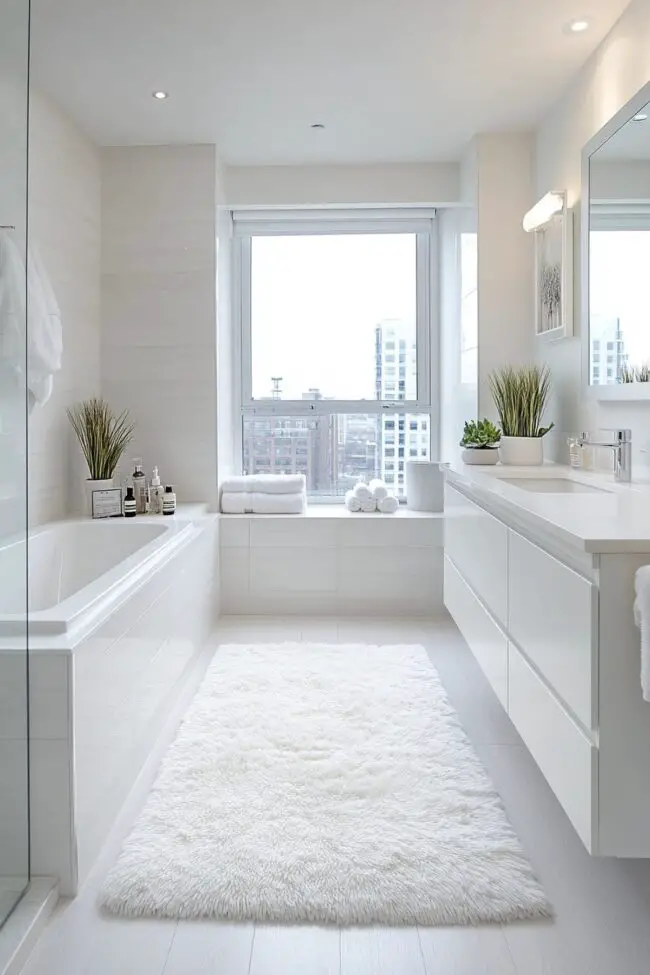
[20,509,218,894]
[101,642,549,924]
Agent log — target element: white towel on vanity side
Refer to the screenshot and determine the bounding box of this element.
[633,565,650,702]
[377,494,399,514]
[220,474,306,495]
[221,491,305,514]
[345,490,362,512]
[369,479,388,502]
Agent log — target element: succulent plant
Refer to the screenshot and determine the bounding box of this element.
[460,418,501,449]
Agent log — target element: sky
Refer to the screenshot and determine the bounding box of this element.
[251,234,416,401]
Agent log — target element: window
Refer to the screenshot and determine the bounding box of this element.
[235,209,436,498]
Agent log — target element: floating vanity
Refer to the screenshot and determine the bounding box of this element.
[443,461,650,857]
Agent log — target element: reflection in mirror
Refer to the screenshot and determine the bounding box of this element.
[589,99,650,386]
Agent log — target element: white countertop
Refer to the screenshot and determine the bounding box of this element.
[444,458,650,554]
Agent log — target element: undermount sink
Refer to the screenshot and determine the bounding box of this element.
[500,477,608,494]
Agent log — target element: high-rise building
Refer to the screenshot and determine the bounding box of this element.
[375,320,429,493]
[242,382,337,493]
[590,317,628,385]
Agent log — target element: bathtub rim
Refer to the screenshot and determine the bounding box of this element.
[0,506,215,652]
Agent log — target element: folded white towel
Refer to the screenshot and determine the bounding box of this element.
[220,474,306,495]
[377,494,399,514]
[369,478,388,502]
[345,490,362,512]
[221,491,305,515]
[634,566,650,702]
[353,482,373,502]
[360,498,377,513]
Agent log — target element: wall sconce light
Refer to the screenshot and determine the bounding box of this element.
[523,191,566,232]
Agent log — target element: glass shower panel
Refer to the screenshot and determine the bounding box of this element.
[0,0,30,926]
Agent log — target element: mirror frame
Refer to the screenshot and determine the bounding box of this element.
[581,79,650,401]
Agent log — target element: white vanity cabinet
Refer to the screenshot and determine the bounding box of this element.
[444,474,650,857]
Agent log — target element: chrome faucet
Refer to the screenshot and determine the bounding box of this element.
[578,429,632,483]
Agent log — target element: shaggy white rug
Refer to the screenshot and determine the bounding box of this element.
[100,643,550,924]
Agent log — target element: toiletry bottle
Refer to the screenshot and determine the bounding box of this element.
[162,485,176,515]
[150,466,164,515]
[132,460,147,514]
[123,486,137,518]
[580,432,594,471]
[567,437,582,469]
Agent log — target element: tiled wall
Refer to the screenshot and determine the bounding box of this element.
[101,146,219,507]
[28,90,102,522]
[220,514,444,616]
[29,517,218,894]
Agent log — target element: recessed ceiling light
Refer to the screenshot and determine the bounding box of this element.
[568,18,590,32]
[633,112,648,122]
[152,90,168,100]
[311,123,325,129]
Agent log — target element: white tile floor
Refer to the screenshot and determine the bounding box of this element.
[18,615,650,975]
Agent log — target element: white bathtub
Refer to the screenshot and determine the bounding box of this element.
[0,516,197,642]
[14,507,219,895]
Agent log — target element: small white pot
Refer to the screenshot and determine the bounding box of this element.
[498,437,544,466]
[461,448,499,466]
[84,478,114,517]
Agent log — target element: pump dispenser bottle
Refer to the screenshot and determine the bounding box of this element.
[132,460,147,514]
[150,466,164,514]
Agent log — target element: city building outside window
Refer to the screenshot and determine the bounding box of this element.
[234,209,437,499]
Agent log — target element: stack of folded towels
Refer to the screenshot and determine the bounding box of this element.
[345,479,399,514]
[220,474,307,514]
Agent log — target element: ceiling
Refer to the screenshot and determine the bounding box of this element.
[30,0,632,165]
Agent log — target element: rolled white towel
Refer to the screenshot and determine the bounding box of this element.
[369,478,388,502]
[345,489,362,512]
[221,492,252,514]
[220,474,306,495]
[377,494,399,514]
[360,498,377,513]
[353,482,373,502]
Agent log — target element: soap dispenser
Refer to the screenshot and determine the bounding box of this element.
[150,466,164,514]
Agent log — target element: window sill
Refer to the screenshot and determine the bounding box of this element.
[219,504,443,519]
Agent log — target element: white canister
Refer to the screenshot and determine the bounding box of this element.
[405,461,443,512]
[498,436,544,466]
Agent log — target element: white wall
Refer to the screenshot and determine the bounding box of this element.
[216,158,236,483]
[225,162,460,208]
[535,0,650,463]
[474,133,536,417]
[28,90,102,523]
[101,146,219,506]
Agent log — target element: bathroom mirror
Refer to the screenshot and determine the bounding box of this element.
[583,81,650,397]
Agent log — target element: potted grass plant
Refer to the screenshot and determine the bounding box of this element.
[489,365,554,466]
[67,398,135,514]
[460,418,501,465]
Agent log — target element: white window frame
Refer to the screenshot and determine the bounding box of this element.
[232,208,438,498]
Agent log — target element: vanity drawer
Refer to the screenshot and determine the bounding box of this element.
[444,484,508,624]
[508,530,597,730]
[509,643,597,852]
[444,555,508,708]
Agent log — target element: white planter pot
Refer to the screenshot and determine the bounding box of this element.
[498,437,544,466]
[84,478,114,517]
[461,448,499,466]
[405,461,443,512]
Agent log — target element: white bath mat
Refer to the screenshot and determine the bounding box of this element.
[101,643,550,925]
